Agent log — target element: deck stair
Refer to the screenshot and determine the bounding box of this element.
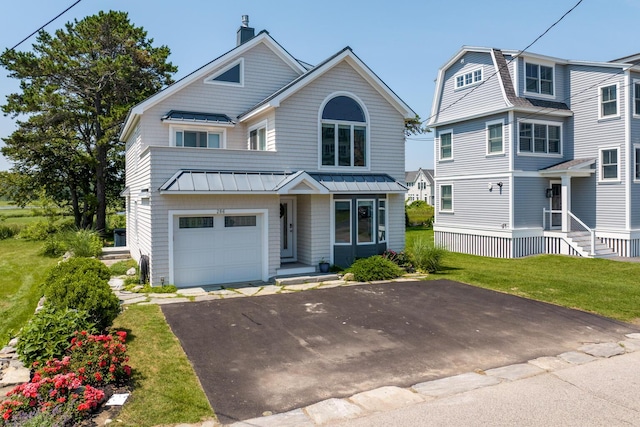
[566,231,617,258]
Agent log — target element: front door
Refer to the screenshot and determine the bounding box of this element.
[550,182,562,228]
[280,197,295,260]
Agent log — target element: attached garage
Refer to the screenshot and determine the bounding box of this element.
[170,211,267,287]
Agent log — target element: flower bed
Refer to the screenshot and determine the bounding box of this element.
[1,331,132,426]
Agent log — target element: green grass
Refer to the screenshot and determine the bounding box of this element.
[0,239,59,345]
[407,228,640,323]
[112,305,215,426]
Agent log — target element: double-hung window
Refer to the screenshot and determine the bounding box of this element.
[321,95,367,168]
[635,146,640,180]
[525,63,554,95]
[600,147,619,181]
[518,122,561,155]
[486,120,504,154]
[440,185,453,212]
[635,81,640,116]
[439,131,452,160]
[248,121,267,151]
[175,129,222,148]
[600,84,618,118]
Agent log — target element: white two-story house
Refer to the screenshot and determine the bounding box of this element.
[405,168,434,204]
[120,18,414,287]
[429,46,640,259]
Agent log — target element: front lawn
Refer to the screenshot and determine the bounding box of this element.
[407,227,640,323]
[112,305,214,426]
[0,239,59,345]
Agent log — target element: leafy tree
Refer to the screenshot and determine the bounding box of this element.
[0,10,176,230]
[404,114,430,137]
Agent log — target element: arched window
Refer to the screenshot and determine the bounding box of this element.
[321,95,367,167]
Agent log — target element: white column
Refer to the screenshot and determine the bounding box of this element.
[561,175,571,232]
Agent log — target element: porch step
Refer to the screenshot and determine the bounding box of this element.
[566,233,616,258]
[99,247,131,261]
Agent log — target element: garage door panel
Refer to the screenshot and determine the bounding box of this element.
[173,214,263,287]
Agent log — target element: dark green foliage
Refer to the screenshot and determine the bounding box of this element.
[409,236,447,273]
[42,258,120,331]
[0,222,22,240]
[40,236,67,257]
[348,255,404,282]
[1,11,176,230]
[382,250,415,272]
[16,305,97,366]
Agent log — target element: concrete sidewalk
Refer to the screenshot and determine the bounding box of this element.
[226,334,640,427]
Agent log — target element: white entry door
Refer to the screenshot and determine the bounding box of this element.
[280,198,295,260]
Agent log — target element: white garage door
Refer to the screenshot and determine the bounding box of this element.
[173,214,263,287]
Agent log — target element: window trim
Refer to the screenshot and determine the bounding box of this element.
[170,125,227,149]
[633,80,640,118]
[486,119,505,156]
[523,61,555,98]
[598,145,621,182]
[634,144,640,182]
[516,119,562,157]
[333,199,352,245]
[318,92,370,170]
[377,199,387,243]
[454,67,483,90]
[247,119,268,151]
[598,83,620,120]
[204,58,244,87]
[356,199,376,245]
[438,129,453,161]
[439,184,454,213]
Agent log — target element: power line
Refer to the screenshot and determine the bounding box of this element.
[8,0,83,51]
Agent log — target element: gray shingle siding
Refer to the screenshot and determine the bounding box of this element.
[513,177,547,228]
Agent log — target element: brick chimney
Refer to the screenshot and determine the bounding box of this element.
[237,15,255,46]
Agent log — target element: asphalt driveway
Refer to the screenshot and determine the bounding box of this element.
[161,280,639,424]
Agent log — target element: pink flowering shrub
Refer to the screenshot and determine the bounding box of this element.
[1,330,132,426]
[36,331,132,386]
[0,372,104,426]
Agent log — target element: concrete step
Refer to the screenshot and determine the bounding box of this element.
[277,273,340,286]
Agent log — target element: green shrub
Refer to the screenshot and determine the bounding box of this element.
[18,220,58,241]
[16,306,97,366]
[348,255,404,282]
[107,213,127,232]
[409,237,447,273]
[109,259,137,276]
[382,250,415,272]
[42,258,120,331]
[64,228,103,257]
[40,235,67,257]
[0,223,22,240]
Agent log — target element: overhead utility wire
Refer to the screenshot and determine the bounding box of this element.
[427,0,584,124]
[8,0,83,51]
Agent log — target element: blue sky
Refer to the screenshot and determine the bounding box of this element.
[1,0,639,171]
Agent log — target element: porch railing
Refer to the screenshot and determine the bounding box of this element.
[543,208,595,256]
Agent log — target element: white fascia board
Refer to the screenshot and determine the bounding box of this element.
[238,104,274,123]
[512,106,574,117]
[121,114,140,144]
[119,33,306,140]
[429,107,514,128]
[429,47,495,126]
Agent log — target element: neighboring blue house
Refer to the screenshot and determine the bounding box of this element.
[428,46,640,258]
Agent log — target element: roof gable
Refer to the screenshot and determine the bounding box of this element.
[238,47,415,122]
[120,31,307,141]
